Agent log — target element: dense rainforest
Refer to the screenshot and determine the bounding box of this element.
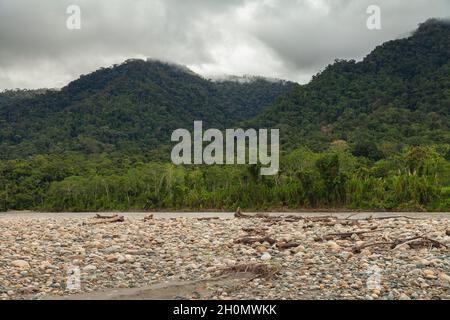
[246,19,450,155]
[0,60,294,160]
[0,19,449,212]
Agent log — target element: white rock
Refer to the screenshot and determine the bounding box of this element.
[261,253,272,261]
[83,265,97,272]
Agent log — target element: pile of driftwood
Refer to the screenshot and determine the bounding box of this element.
[351,235,448,254]
[82,213,156,225]
[233,208,448,254]
[82,214,125,226]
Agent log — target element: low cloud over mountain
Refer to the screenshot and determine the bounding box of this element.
[0,0,448,89]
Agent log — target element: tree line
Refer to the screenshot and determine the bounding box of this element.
[1,145,448,212]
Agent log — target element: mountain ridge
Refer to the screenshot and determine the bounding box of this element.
[0,59,295,159]
[244,18,450,158]
[1,19,449,161]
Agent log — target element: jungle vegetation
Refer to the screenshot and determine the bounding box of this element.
[0,19,449,212]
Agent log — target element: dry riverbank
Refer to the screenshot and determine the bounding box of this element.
[0,212,449,300]
[2,211,449,220]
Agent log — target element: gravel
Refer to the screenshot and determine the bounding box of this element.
[0,214,449,300]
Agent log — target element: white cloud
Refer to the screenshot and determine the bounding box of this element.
[0,0,448,89]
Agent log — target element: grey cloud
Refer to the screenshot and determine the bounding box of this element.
[245,0,449,73]
[0,0,448,89]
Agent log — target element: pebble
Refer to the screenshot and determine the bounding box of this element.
[291,245,305,254]
[83,265,97,272]
[261,253,272,261]
[399,293,411,300]
[11,260,30,269]
[105,254,118,262]
[415,258,431,266]
[326,241,341,251]
[423,269,435,279]
[438,273,450,284]
[103,245,121,254]
[256,246,268,253]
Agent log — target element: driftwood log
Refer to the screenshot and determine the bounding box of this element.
[323,227,382,240]
[235,236,276,245]
[95,214,119,219]
[242,227,269,235]
[221,263,280,279]
[277,242,301,250]
[234,208,446,255]
[83,215,125,226]
[352,236,448,254]
[197,217,220,221]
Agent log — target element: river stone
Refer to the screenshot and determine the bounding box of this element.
[83,265,97,272]
[327,241,341,251]
[438,273,450,284]
[256,246,268,253]
[11,260,30,269]
[261,253,272,261]
[423,269,435,279]
[103,245,121,254]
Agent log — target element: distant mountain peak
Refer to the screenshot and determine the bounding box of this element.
[246,18,450,152]
[0,57,294,159]
[416,18,450,33]
[144,58,199,76]
[210,74,289,85]
[117,58,199,77]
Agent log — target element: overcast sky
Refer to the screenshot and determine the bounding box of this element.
[0,0,448,90]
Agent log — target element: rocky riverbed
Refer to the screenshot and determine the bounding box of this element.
[0,213,449,300]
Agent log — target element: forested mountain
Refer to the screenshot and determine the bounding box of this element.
[0,89,49,108]
[0,60,294,159]
[1,20,448,161]
[246,19,450,159]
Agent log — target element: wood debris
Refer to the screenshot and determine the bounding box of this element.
[235,236,276,245]
[221,263,280,279]
[82,215,125,226]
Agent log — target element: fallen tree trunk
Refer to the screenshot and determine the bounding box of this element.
[197,217,220,221]
[352,235,448,253]
[323,227,381,240]
[95,214,119,219]
[357,215,423,221]
[83,215,125,226]
[277,242,301,250]
[220,263,280,279]
[391,236,448,250]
